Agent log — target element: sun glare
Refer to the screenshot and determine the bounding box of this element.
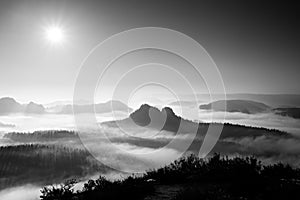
[45,25,65,45]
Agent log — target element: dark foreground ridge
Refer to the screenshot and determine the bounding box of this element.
[40,154,300,200]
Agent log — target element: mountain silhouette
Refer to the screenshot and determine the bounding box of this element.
[103,104,290,139]
[25,102,45,114]
[0,97,46,114]
[0,97,23,114]
[200,99,271,114]
[128,104,181,132]
[0,97,131,115]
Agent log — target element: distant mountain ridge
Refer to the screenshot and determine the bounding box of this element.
[0,97,45,114]
[0,97,132,115]
[199,100,271,114]
[199,99,300,119]
[179,94,300,107]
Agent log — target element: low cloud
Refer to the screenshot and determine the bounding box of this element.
[0,121,15,128]
[1,110,300,197]
[224,136,300,166]
[0,185,40,200]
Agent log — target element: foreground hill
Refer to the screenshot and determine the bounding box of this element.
[40,154,300,200]
[199,99,271,114]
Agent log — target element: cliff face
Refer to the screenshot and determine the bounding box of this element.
[128,104,181,132]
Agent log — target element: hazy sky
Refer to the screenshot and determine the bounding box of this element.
[0,0,299,103]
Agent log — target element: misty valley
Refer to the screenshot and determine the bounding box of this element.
[1,1,300,199]
[1,96,300,199]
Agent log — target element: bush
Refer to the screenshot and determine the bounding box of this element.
[40,154,300,200]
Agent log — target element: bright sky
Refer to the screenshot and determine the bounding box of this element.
[0,0,299,104]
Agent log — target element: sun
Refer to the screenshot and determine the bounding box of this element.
[44,25,65,45]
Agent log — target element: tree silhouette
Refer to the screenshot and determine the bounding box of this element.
[40,153,300,200]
